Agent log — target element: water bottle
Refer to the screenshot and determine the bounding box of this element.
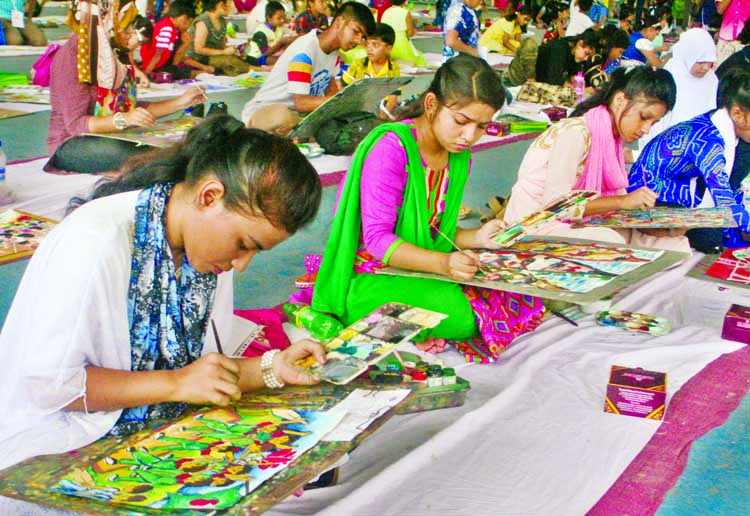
[0,22,5,46]
[573,71,585,105]
[0,140,13,206]
[741,175,750,212]
[283,303,344,341]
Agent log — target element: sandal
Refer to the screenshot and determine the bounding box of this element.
[479,195,509,225]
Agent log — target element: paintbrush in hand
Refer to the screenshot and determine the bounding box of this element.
[431,225,490,275]
[210,319,225,355]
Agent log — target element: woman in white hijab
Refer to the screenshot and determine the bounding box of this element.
[639,28,718,148]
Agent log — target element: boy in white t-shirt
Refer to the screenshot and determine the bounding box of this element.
[247,1,298,65]
[241,1,376,134]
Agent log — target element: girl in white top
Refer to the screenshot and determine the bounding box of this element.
[0,115,326,471]
[640,28,718,148]
[504,66,691,252]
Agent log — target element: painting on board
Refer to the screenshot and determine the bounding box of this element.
[473,239,664,293]
[575,207,737,229]
[492,190,598,247]
[0,210,58,265]
[295,303,446,385]
[0,107,29,120]
[288,76,413,141]
[51,406,343,511]
[378,237,687,305]
[0,85,50,104]
[704,248,750,285]
[88,117,199,148]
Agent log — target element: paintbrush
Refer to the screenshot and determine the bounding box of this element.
[550,309,579,327]
[210,319,224,355]
[431,225,490,275]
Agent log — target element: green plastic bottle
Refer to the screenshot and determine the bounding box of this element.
[283,303,344,341]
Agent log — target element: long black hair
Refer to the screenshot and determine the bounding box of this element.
[396,54,506,120]
[717,68,750,112]
[571,66,676,118]
[505,6,530,23]
[76,115,321,234]
[597,25,631,59]
[564,28,600,53]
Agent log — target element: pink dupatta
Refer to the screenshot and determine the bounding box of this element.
[573,104,627,197]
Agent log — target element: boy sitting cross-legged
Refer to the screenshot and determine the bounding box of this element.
[247,1,298,66]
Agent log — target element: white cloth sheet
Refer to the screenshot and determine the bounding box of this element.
[4,158,100,220]
[262,253,741,516]
[0,256,742,514]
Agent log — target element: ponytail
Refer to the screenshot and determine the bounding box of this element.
[69,115,322,234]
[395,54,506,120]
[571,66,676,117]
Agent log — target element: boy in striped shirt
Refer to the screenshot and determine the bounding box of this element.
[140,1,197,80]
[241,1,375,134]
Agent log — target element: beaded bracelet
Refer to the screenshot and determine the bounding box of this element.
[261,349,285,389]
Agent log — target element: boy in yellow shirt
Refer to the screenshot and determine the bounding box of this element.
[342,23,400,116]
[342,23,400,83]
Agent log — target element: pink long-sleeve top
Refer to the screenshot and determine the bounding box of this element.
[47,36,99,154]
[341,121,471,261]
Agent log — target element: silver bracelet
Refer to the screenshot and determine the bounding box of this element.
[260,349,285,389]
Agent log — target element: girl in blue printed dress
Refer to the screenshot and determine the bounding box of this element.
[628,68,750,251]
[443,0,482,59]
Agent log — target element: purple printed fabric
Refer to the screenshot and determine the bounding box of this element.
[451,287,545,363]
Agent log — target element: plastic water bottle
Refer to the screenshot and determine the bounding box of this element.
[741,175,750,212]
[283,303,344,341]
[0,140,13,206]
[573,71,585,105]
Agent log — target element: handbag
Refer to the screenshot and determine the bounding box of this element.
[30,43,61,87]
[314,111,383,155]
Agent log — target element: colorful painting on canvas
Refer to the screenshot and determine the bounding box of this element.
[376,237,686,305]
[296,303,446,385]
[576,207,737,229]
[473,239,664,293]
[51,406,342,510]
[0,85,50,104]
[704,248,750,285]
[492,190,598,247]
[90,117,198,148]
[0,210,58,265]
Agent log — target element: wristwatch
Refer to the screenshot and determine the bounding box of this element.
[113,112,128,131]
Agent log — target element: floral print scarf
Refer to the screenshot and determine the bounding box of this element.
[110,183,217,436]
